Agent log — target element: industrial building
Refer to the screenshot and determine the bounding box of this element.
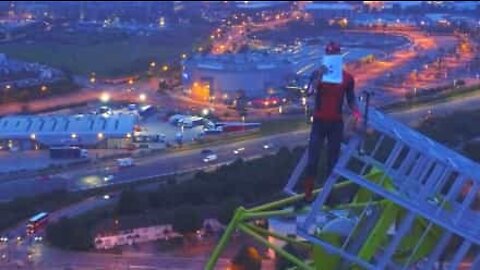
[305,2,356,19]
[182,53,294,99]
[0,114,137,150]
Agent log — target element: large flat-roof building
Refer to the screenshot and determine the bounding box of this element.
[0,114,137,150]
[305,2,356,19]
[182,53,294,99]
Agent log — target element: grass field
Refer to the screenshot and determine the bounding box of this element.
[0,24,212,77]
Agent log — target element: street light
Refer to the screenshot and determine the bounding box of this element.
[150,61,156,68]
[97,133,104,139]
[100,92,110,103]
[139,93,147,102]
[41,85,47,92]
[71,133,77,139]
[162,65,169,72]
[30,133,36,140]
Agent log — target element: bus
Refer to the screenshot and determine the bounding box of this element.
[26,212,49,235]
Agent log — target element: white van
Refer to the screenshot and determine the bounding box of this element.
[117,158,134,168]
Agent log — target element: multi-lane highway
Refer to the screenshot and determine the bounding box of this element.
[0,129,310,201]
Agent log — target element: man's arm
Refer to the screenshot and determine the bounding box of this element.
[345,76,361,121]
[307,66,327,96]
[306,70,321,96]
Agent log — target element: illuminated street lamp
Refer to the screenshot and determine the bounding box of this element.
[126,133,132,138]
[202,108,209,116]
[40,85,48,92]
[150,61,156,68]
[162,65,169,72]
[30,133,36,140]
[90,77,96,83]
[5,85,11,90]
[181,53,187,59]
[71,133,77,139]
[100,92,111,103]
[128,79,134,85]
[97,133,104,139]
[139,93,147,102]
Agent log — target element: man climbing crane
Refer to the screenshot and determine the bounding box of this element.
[303,41,361,202]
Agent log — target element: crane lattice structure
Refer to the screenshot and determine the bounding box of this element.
[206,99,480,270]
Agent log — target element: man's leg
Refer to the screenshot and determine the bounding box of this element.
[326,120,344,177]
[304,119,326,201]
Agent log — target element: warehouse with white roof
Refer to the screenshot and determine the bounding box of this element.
[0,114,137,150]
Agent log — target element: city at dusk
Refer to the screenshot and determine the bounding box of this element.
[0,1,480,269]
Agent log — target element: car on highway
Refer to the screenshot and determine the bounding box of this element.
[233,147,245,155]
[117,158,134,168]
[263,143,275,150]
[103,175,114,182]
[203,154,218,163]
[33,236,43,242]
